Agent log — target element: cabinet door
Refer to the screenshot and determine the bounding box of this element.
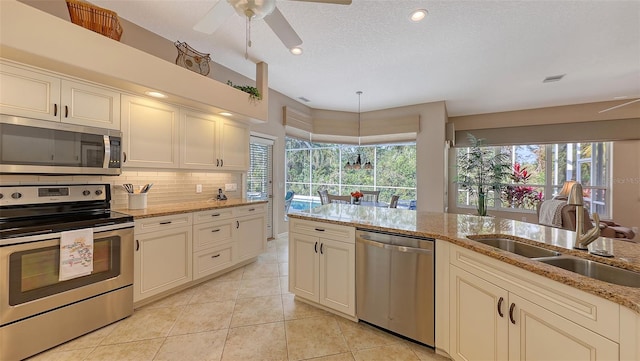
[236,213,266,261]
[218,120,249,171]
[289,232,320,302]
[0,62,60,121]
[508,293,619,361]
[60,80,121,130]
[319,238,355,317]
[180,109,219,169]
[450,266,509,361]
[134,226,192,302]
[121,94,180,168]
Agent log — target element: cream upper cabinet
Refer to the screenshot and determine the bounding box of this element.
[218,119,249,171]
[445,243,622,361]
[121,94,180,168]
[289,218,356,317]
[180,109,220,169]
[0,61,120,129]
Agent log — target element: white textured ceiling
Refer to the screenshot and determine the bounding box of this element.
[89,0,640,116]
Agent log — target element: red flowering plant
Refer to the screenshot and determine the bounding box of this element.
[501,163,543,209]
[350,191,364,200]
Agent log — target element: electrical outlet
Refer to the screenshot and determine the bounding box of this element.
[225,183,237,191]
[196,184,202,193]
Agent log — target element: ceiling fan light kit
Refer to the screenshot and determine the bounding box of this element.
[194,0,351,58]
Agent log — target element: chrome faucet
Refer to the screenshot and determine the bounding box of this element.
[567,183,600,250]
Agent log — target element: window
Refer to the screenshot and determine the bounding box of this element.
[456,142,612,218]
[285,137,417,211]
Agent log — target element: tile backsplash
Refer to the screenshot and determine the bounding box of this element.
[0,169,242,209]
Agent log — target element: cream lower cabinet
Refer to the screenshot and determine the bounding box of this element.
[1,60,121,129]
[192,208,236,280]
[446,244,620,361]
[236,204,267,262]
[289,219,356,317]
[133,214,193,302]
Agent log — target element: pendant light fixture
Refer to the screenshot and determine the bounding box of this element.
[344,91,373,171]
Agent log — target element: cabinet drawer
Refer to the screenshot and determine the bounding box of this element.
[290,218,355,243]
[193,208,234,224]
[134,214,193,234]
[193,220,234,252]
[193,245,235,280]
[450,244,620,341]
[235,204,266,217]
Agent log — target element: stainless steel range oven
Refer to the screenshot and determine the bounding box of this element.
[0,184,134,360]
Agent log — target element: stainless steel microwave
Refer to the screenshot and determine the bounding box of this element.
[0,115,122,175]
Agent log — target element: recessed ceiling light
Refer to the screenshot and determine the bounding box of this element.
[145,91,167,98]
[410,9,428,22]
[219,112,233,117]
[542,74,565,83]
[290,47,303,55]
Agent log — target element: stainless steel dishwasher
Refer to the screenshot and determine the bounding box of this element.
[356,229,434,347]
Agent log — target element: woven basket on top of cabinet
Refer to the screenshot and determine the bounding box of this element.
[66,0,123,41]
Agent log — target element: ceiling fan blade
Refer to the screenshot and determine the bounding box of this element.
[290,0,352,4]
[264,7,303,48]
[598,98,640,113]
[193,0,235,34]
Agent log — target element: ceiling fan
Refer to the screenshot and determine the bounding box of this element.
[193,0,352,58]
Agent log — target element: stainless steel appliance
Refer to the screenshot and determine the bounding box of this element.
[0,115,122,175]
[0,184,134,360]
[356,229,435,347]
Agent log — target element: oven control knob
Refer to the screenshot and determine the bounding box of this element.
[95,189,103,196]
[83,190,91,196]
[11,192,22,199]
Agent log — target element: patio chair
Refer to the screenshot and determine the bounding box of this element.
[318,190,329,205]
[389,195,400,208]
[360,190,380,202]
[328,194,351,204]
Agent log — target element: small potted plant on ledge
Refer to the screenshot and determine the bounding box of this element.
[455,133,511,216]
[226,80,261,103]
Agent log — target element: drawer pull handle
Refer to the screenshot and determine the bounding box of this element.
[248,208,255,211]
[211,254,221,258]
[159,221,172,225]
[211,229,221,233]
[314,228,325,232]
[314,241,318,253]
[509,303,516,324]
[211,214,221,217]
[236,221,240,229]
[497,297,504,317]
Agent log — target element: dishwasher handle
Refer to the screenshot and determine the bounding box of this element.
[357,235,434,255]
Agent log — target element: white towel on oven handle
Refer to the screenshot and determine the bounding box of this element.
[59,228,94,281]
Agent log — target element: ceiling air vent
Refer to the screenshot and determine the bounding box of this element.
[543,74,565,83]
[298,96,310,102]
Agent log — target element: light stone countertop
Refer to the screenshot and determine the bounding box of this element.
[288,204,640,314]
[114,198,268,219]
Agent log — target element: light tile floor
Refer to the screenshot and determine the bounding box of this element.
[29,236,450,361]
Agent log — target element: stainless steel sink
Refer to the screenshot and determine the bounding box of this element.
[535,256,640,288]
[468,237,561,258]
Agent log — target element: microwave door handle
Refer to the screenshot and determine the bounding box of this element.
[103,135,111,168]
